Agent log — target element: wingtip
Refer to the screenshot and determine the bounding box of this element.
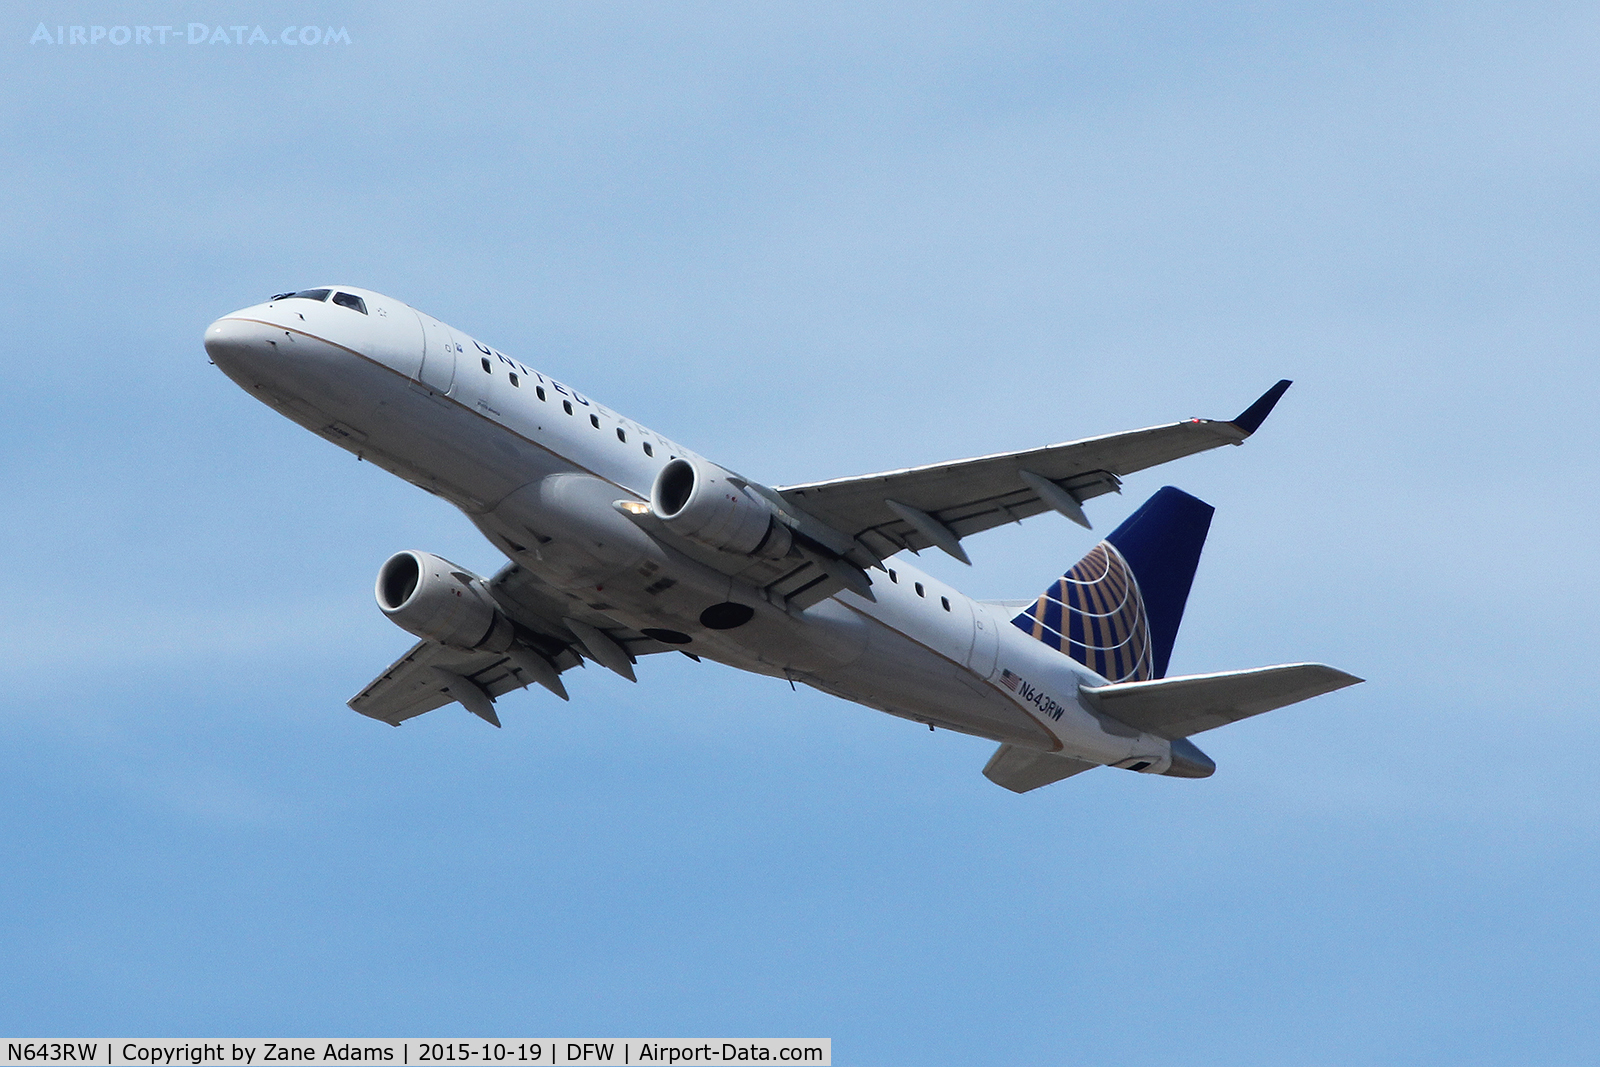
[1231,379,1293,435]
[1309,664,1365,691]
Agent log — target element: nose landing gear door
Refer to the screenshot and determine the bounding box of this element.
[414,312,458,396]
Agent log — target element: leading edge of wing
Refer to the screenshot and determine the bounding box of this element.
[773,380,1292,496]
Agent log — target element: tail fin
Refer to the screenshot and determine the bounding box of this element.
[1011,486,1213,681]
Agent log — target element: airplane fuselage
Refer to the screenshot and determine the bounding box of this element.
[205,286,1182,772]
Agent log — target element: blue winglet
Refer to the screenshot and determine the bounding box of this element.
[1231,379,1292,435]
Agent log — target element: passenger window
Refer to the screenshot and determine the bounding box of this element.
[481,358,492,373]
[643,442,654,457]
[914,582,925,597]
[563,400,573,415]
[332,292,367,314]
[590,414,601,429]
[536,387,546,401]
[616,428,626,442]
[509,373,519,387]
[941,596,951,611]
[888,570,898,583]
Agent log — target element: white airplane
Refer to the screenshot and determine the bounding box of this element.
[205,285,1360,792]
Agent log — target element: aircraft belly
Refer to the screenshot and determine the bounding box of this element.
[669,601,867,677]
[799,617,1056,746]
[479,473,657,587]
[472,471,871,675]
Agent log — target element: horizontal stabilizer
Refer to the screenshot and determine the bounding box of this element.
[982,743,1099,793]
[1080,663,1363,739]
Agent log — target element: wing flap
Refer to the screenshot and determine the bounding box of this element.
[1080,663,1363,739]
[348,640,560,726]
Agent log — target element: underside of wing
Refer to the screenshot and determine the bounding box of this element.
[348,639,578,726]
[1079,662,1363,739]
[487,562,683,663]
[774,381,1290,564]
[349,560,686,726]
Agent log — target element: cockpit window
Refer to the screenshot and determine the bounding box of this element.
[332,292,367,315]
[273,289,332,302]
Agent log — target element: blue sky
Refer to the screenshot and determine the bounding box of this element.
[3,2,1598,1062]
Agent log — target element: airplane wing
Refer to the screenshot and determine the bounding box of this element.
[774,380,1291,565]
[1078,663,1363,739]
[348,639,573,725]
[348,560,683,726]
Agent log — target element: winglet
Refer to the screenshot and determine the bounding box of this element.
[1231,379,1292,435]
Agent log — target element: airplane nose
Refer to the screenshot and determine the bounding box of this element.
[205,315,280,380]
[205,315,250,361]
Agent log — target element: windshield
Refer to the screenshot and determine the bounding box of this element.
[270,289,332,302]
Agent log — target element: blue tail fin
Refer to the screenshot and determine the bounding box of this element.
[1011,487,1214,681]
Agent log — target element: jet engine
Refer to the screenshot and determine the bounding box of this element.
[649,458,793,559]
[375,550,515,651]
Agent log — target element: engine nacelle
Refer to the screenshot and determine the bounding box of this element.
[649,458,793,559]
[375,550,514,651]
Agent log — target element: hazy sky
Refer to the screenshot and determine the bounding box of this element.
[4,3,1598,1063]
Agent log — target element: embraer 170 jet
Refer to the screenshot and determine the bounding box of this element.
[205,286,1360,792]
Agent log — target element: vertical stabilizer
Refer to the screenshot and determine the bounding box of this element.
[1011,487,1213,681]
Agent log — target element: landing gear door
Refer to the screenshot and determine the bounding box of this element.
[415,312,457,395]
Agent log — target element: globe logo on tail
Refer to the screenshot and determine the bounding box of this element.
[1009,486,1216,683]
[1012,541,1154,683]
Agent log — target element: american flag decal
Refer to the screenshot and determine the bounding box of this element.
[999,669,1022,693]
